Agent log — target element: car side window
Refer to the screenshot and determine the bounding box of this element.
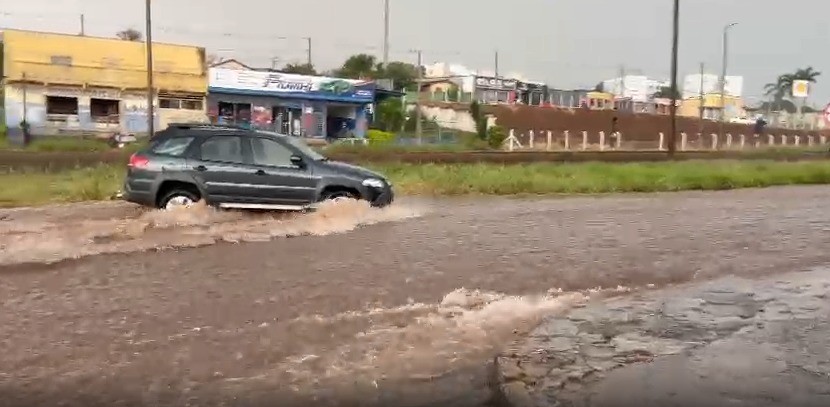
[199,136,245,164]
[151,137,194,157]
[250,137,295,167]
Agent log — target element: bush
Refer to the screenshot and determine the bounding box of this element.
[366,129,396,145]
[486,125,507,149]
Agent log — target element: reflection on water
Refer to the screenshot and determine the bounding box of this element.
[0,199,424,266]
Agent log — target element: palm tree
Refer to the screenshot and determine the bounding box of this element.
[764,67,821,101]
[763,67,821,127]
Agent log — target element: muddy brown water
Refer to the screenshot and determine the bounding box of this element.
[1,187,830,406]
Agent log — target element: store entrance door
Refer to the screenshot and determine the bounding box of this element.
[272,106,302,136]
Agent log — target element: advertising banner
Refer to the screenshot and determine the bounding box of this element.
[209,68,375,103]
[474,76,518,91]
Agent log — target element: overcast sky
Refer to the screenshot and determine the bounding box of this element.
[2,0,829,106]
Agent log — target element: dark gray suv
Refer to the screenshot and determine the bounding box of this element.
[122,123,394,210]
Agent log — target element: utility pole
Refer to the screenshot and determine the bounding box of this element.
[719,22,738,138]
[698,62,704,134]
[618,64,626,109]
[667,0,679,157]
[413,49,423,144]
[494,50,499,78]
[144,0,155,137]
[79,14,85,36]
[382,0,390,66]
[304,37,312,66]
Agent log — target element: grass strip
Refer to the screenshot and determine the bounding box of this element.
[2,160,830,207]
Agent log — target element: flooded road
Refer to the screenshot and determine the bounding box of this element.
[1,186,830,406]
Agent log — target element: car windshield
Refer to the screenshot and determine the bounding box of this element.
[256,131,328,161]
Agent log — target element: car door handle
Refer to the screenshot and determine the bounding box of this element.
[194,165,207,172]
[255,169,267,176]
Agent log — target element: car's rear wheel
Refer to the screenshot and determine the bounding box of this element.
[159,189,200,210]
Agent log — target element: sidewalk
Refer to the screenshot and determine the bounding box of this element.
[497,268,830,407]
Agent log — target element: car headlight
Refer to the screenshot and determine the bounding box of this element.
[362,178,385,189]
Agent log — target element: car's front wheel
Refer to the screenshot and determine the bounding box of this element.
[158,189,201,210]
[320,189,358,203]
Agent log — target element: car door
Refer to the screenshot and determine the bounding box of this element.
[188,135,253,203]
[247,136,319,206]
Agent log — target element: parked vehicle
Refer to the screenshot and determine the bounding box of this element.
[121,123,394,210]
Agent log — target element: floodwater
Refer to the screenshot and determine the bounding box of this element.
[0,199,424,266]
[1,186,830,406]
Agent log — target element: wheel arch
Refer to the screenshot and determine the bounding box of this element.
[319,185,362,200]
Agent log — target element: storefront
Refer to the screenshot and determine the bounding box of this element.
[473,76,518,104]
[518,81,547,106]
[207,68,376,139]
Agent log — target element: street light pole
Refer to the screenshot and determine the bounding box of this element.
[719,22,737,138]
[144,0,155,137]
[413,49,423,145]
[382,0,390,66]
[667,0,680,157]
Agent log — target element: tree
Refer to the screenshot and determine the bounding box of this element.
[764,67,822,102]
[281,63,317,75]
[206,53,221,66]
[116,28,143,41]
[653,86,679,99]
[469,101,488,140]
[374,98,406,132]
[378,61,420,91]
[337,54,379,79]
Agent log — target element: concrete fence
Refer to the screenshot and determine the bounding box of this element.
[502,130,830,152]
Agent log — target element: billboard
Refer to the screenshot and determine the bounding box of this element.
[682,74,743,99]
[208,68,375,102]
[792,80,809,98]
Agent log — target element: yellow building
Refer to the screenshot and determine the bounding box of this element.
[679,94,745,120]
[585,91,614,110]
[1,29,208,137]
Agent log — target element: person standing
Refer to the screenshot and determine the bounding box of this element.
[753,116,767,136]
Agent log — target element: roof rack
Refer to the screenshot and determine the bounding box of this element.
[166,122,252,131]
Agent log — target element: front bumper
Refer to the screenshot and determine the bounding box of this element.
[368,184,394,207]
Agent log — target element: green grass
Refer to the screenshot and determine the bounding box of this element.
[368,160,830,195]
[3,160,830,207]
[0,165,123,207]
[0,135,147,153]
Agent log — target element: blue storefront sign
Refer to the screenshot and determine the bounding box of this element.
[208,68,376,103]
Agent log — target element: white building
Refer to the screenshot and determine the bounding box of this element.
[682,74,743,99]
[601,75,670,102]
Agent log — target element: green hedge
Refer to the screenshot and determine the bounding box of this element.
[366,129,395,145]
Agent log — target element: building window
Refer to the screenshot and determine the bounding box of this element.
[159,97,203,110]
[45,96,79,115]
[90,98,120,124]
[50,55,73,66]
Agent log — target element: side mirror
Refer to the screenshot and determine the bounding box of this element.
[290,155,305,167]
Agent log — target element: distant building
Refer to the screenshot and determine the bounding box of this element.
[0,29,208,139]
[679,94,745,121]
[682,74,743,99]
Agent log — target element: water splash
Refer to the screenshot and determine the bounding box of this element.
[0,199,425,266]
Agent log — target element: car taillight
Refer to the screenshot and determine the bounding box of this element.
[128,153,149,168]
